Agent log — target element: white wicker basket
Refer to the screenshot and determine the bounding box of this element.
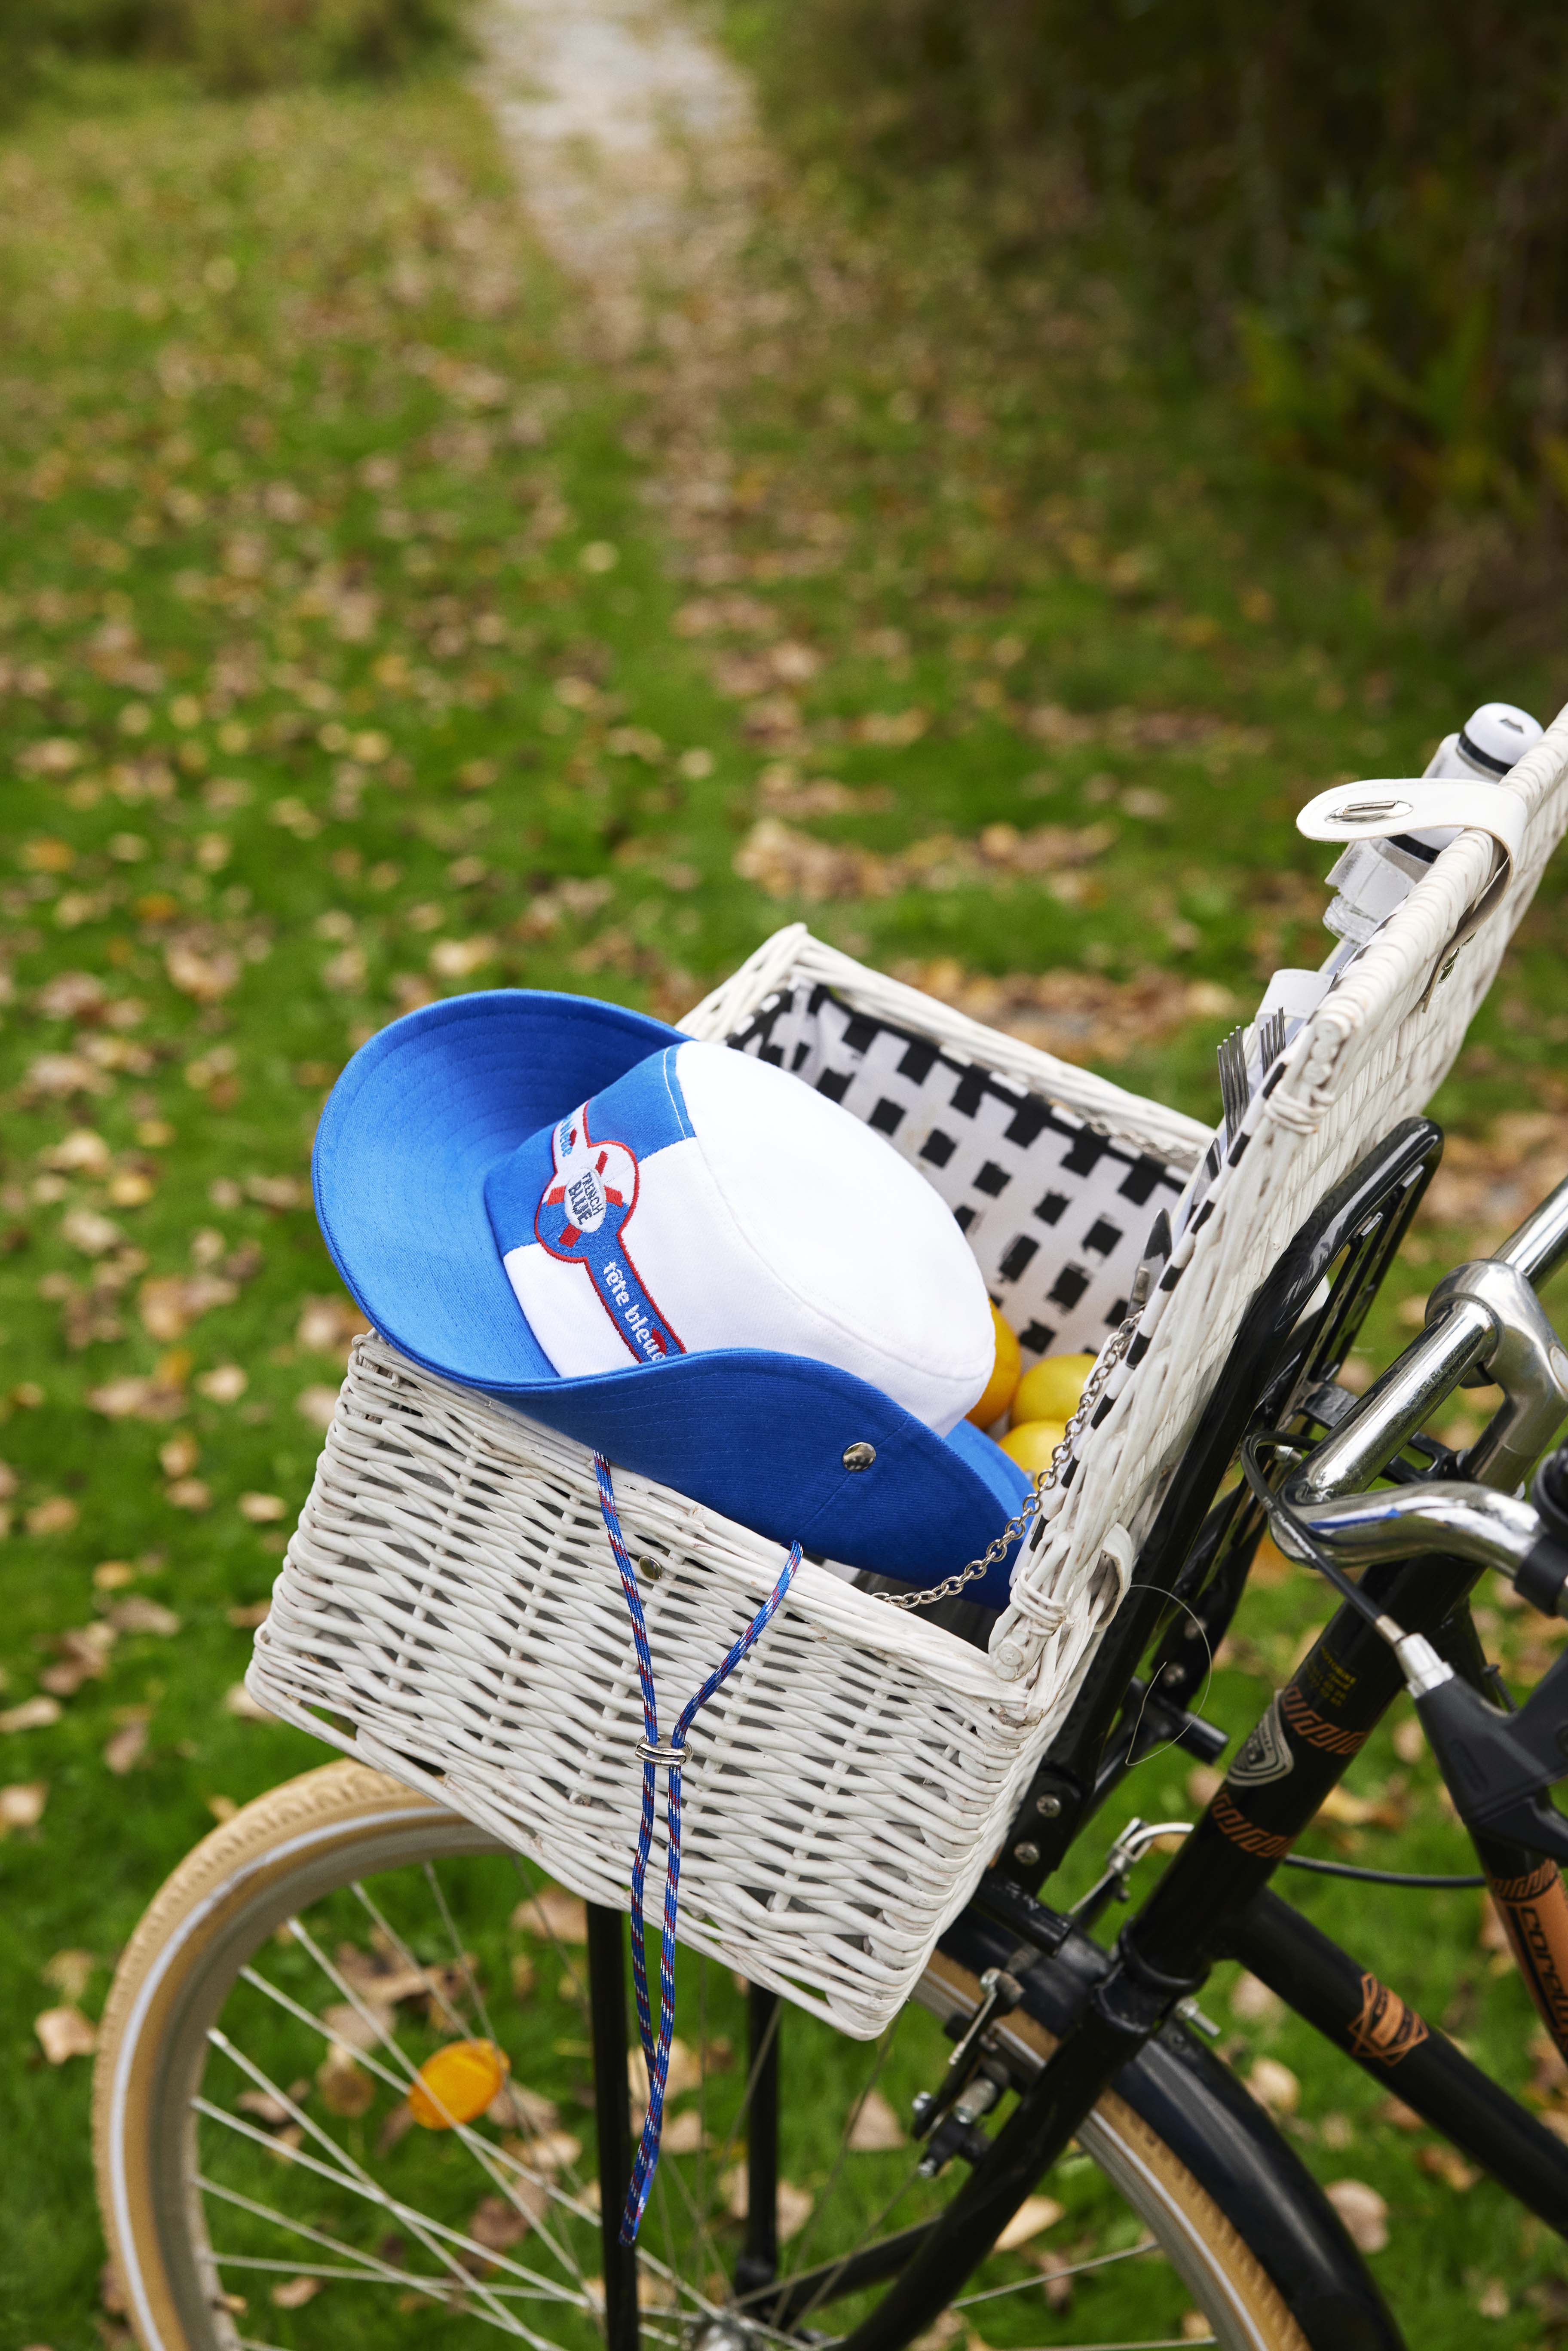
[251,705,1568,2035]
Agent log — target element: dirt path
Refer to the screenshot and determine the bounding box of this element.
[476,0,766,360]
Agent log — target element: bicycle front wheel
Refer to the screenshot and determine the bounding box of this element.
[96,1760,1313,2351]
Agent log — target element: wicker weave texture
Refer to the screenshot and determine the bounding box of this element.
[251,1338,1065,2036]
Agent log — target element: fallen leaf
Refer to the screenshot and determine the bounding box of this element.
[270,2277,320,2309]
[239,1492,286,1523]
[0,1697,63,1732]
[296,1383,342,1432]
[86,1376,186,1421]
[1247,2057,1300,2115]
[196,1364,248,1402]
[0,1782,48,1831]
[107,1597,181,1637]
[104,1717,150,1776]
[846,2087,904,2151]
[320,2000,394,2053]
[719,2166,813,2239]
[1418,2144,1479,2192]
[42,1949,94,2000]
[1475,2279,1509,2320]
[61,1207,122,1257]
[1229,1973,1283,2023]
[468,2184,547,2253]
[296,1294,371,1359]
[1375,2095,1423,2131]
[41,1624,117,1695]
[165,941,241,1001]
[227,1602,270,1628]
[159,1433,199,1479]
[1324,2179,1388,2253]
[1391,1718,1424,1765]
[138,1272,239,1341]
[165,1477,211,1513]
[429,936,497,980]
[511,1887,588,1943]
[995,2194,1064,2252]
[316,2043,375,2116]
[36,2004,97,2062]
[660,2109,706,2154]
[487,2080,558,2132]
[224,1681,271,1721]
[1034,2247,1075,2312]
[24,1498,78,1537]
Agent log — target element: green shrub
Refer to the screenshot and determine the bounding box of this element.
[0,0,462,114]
[741,0,1568,533]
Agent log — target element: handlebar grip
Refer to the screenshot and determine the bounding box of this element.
[1516,1534,1568,1620]
[1535,1444,1568,1541]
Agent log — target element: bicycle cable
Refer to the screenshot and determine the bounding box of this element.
[1277,1854,1485,1890]
[1235,1435,1487,1886]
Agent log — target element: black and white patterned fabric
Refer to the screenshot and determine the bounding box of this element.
[726,983,1188,1367]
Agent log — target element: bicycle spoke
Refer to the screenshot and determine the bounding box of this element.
[340,1885,593,2217]
[193,2087,572,2338]
[232,1962,594,2304]
[424,1857,503,2047]
[198,2173,467,2300]
[783,2015,900,2281]
[350,1878,471,2037]
[952,2237,1160,2307]
[277,1913,592,2289]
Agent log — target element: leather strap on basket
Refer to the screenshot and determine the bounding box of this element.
[594,1453,800,2245]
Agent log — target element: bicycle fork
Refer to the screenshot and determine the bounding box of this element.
[839,1545,1568,2351]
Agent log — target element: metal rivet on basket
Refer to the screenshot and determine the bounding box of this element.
[637,1554,662,1585]
[1012,1841,1041,1867]
[842,1441,876,1471]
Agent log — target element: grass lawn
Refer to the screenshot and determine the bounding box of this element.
[2,47,1567,2349]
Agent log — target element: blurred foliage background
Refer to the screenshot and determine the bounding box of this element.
[731,0,1568,617]
[0,0,461,110]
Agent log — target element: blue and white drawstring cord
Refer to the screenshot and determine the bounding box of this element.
[593,1453,800,2247]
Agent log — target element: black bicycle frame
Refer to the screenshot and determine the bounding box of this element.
[828,1122,1568,2351]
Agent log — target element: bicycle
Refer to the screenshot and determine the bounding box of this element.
[89,1093,1568,2351]
[88,705,1568,2351]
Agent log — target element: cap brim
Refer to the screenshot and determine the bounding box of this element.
[314,990,685,1387]
[314,990,1031,1594]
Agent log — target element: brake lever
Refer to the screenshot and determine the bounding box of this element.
[1414,1642,1568,1866]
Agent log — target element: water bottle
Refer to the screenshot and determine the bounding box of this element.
[1323,701,1544,947]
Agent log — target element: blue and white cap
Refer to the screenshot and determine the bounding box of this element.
[484,1039,993,1434]
[312,991,1031,1596]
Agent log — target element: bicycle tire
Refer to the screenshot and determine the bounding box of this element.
[95,1760,1357,2351]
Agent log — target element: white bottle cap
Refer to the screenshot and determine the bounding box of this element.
[1458,702,1543,777]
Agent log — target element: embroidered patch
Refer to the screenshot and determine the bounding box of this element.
[536,1106,684,1365]
[1228,1693,1295,1787]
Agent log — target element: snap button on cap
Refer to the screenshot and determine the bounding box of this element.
[842,1441,876,1471]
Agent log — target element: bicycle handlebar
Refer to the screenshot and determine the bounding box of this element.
[1281,1481,1568,1619]
[1286,1167,1568,1507]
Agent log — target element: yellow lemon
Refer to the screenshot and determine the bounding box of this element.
[1012,1353,1096,1429]
[966,1303,1022,1428]
[408,2038,510,2130]
[1000,1419,1068,1474]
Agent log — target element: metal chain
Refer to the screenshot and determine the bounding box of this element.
[874,1317,1137,1611]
